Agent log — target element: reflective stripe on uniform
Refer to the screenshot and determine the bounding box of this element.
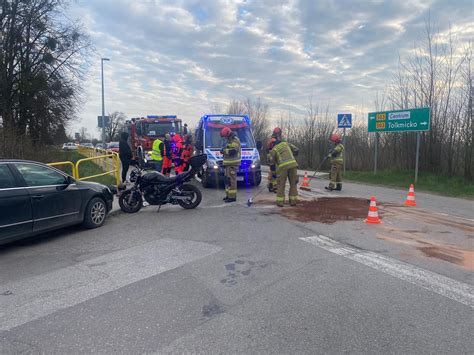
[223,136,241,166]
[273,142,297,172]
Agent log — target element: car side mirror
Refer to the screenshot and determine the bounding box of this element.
[257,141,263,150]
[66,176,75,185]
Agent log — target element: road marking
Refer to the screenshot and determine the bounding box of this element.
[0,239,221,332]
[300,235,474,308]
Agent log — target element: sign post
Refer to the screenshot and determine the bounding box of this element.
[367,107,430,182]
[337,113,352,175]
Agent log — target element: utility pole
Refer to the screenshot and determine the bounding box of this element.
[101,58,110,145]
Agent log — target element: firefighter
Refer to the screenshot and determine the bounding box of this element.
[220,127,241,203]
[150,135,164,173]
[162,133,173,176]
[266,137,277,193]
[270,127,299,207]
[325,133,344,191]
[172,133,184,174]
[181,134,194,172]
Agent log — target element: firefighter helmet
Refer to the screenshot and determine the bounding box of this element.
[330,133,341,143]
[272,127,282,137]
[220,127,232,138]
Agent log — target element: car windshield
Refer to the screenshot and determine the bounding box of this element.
[205,126,256,149]
[107,142,119,148]
[143,122,180,137]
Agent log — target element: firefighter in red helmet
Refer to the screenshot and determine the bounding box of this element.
[220,127,241,202]
[325,133,344,191]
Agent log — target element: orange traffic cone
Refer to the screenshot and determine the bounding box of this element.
[365,196,382,224]
[300,171,311,191]
[404,184,417,206]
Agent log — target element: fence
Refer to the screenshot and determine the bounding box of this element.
[47,146,121,185]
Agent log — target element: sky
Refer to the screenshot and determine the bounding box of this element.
[66,0,473,138]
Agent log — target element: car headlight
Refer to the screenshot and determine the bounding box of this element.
[207,160,219,169]
[251,159,260,169]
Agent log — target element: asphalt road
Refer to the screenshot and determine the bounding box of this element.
[0,178,473,354]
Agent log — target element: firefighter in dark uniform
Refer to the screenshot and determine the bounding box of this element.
[270,127,299,207]
[220,127,241,203]
[325,133,344,191]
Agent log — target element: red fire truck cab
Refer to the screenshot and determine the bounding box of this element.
[125,115,182,160]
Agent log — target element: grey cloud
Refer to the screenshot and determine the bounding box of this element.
[67,0,473,135]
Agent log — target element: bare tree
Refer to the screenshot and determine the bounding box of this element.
[104,111,126,142]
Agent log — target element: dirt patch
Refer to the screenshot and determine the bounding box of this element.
[384,205,474,233]
[278,197,371,224]
[380,234,474,271]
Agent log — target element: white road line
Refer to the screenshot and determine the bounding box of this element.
[0,239,221,332]
[300,235,474,308]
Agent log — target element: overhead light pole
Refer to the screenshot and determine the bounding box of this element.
[101,57,110,145]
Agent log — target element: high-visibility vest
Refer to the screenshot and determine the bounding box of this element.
[331,143,344,164]
[272,141,298,172]
[151,138,163,161]
[222,136,241,166]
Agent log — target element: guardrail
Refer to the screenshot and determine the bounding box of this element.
[47,146,121,186]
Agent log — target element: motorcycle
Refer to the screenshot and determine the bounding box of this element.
[119,154,207,213]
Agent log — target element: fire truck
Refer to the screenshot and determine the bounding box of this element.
[124,115,182,161]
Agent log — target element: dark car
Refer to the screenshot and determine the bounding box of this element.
[0,160,114,245]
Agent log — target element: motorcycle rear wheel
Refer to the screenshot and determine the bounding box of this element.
[119,190,143,213]
[177,184,202,209]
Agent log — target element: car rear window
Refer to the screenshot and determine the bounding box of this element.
[0,164,17,189]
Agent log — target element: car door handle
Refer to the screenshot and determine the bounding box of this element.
[31,195,44,200]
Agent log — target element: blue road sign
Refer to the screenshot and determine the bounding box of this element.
[337,114,352,128]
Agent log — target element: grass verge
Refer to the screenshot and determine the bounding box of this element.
[53,151,117,186]
[344,170,474,198]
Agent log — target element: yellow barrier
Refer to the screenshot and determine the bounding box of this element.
[47,161,76,177]
[48,146,121,185]
[76,146,121,185]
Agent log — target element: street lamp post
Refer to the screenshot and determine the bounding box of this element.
[101,57,110,145]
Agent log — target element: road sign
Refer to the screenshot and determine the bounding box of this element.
[337,113,352,128]
[368,107,430,132]
[97,116,109,128]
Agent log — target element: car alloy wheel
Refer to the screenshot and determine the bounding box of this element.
[91,200,106,225]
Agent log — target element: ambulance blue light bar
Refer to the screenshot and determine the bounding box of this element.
[146,115,177,119]
[201,114,250,125]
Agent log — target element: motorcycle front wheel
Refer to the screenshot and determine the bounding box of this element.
[177,184,202,209]
[119,190,143,213]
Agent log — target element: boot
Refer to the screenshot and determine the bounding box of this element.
[225,198,236,203]
[325,186,334,191]
[335,184,342,191]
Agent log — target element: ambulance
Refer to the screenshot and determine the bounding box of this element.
[194,114,262,187]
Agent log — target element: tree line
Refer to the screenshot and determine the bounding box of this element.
[0,0,90,159]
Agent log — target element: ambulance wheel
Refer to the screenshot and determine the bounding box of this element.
[201,171,212,188]
[253,174,262,186]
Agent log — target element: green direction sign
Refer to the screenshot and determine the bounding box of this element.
[368,107,430,133]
